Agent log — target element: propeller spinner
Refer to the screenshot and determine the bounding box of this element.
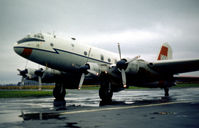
[116,43,140,88]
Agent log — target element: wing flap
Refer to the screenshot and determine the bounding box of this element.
[150,59,199,74]
[174,75,199,82]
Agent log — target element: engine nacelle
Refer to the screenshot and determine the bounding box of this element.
[86,62,101,74]
[26,68,38,79]
[41,69,62,83]
[125,61,139,74]
[42,69,61,78]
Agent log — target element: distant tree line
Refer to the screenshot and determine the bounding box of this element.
[0,80,55,86]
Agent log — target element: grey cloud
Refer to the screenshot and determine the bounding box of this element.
[0,0,199,83]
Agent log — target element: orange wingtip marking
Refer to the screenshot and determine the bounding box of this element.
[158,46,168,60]
[22,48,32,57]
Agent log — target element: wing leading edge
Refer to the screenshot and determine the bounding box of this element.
[150,59,199,75]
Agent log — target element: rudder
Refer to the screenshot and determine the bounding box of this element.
[157,42,173,60]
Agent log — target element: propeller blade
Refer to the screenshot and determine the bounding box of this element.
[21,77,25,86]
[38,76,42,90]
[126,55,140,63]
[117,43,122,60]
[121,69,127,88]
[87,69,99,76]
[41,66,48,79]
[78,73,85,89]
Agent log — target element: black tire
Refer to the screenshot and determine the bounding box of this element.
[164,87,169,97]
[53,86,66,101]
[99,86,113,102]
[99,73,113,102]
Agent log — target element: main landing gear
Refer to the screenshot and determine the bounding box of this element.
[164,87,169,97]
[99,73,113,104]
[53,82,66,101]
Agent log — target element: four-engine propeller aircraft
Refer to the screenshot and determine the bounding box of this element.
[13,33,199,102]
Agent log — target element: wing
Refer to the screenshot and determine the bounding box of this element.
[174,75,199,82]
[150,59,199,74]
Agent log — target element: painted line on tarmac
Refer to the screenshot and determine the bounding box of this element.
[60,100,195,115]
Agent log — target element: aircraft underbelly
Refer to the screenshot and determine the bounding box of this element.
[29,49,84,72]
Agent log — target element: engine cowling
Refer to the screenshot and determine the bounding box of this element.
[25,68,38,79]
[86,62,101,74]
[42,69,61,78]
[125,61,139,74]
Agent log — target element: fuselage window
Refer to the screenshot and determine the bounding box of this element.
[71,44,74,47]
[108,58,111,63]
[50,43,54,47]
[71,38,76,40]
[84,51,87,56]
[100,55,104,61]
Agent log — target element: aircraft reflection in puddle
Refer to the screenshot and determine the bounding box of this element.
[19,100,67,120]
[19,111,80,128]
[19,111,65,120]
[19,96,175,120]
[53,99,66,110]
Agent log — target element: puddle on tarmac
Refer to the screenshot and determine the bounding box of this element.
[65,122,81,128]
[152,111,176,115]
[19,112,65,120]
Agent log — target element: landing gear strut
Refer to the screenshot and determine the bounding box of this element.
[53,82,66,101]
[99,73,113,103]
[164,87,169,97]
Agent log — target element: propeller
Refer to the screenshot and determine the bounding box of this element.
[78,48,91,89]
[87,69,99,76]
[34,68,44,90]
[78,64,90,89]
[38,76,42,90]
[78,73,85,89]
[116,43,140,88]
[17,69,28,86]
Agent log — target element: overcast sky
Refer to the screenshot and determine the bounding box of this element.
[0,0,199,84]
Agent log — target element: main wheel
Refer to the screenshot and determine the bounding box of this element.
[164,87,169,97]
[99,85,113,102]
[53,83,66,101]
[99,73,113,103]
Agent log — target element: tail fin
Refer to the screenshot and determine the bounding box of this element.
[157,42,173,60]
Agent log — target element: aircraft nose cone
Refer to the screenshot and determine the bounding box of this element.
[13,43,33,57]
[13,45,24,55]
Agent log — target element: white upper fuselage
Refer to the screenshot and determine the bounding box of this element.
[13,33,118,73]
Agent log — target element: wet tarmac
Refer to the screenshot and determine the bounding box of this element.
[0,88,199,128]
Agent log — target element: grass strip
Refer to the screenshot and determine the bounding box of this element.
[0,91,52,98]
[174,83,199,88]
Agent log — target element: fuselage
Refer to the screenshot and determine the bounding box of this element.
[14,33,118,73]
[14,33,176,88]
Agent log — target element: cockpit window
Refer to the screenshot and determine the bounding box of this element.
[17,33,45,44]
[17,38,45,44]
